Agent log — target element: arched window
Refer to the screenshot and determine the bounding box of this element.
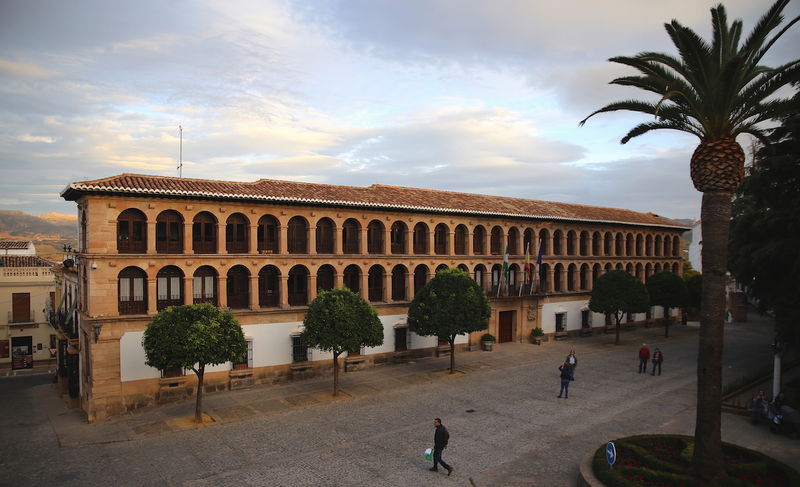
[490,226,503,255]
[672,236,681,256]
[567,264,577,291]
[257,215,280,254]
[457,264,469,273]
[226,213,249,254]
[592,232,602,256]
[672,262,680,274]
[317,264,335,292]
[566,230,576,256]
[454,225,468,255]
[156,210,183,254]
[523,228,534,255]
[636,263,644,281]
[580,264,589,290]
[342,218,360,254]
[626,234,634,256]
[604,233,613,256]
[192,212,217,254]
[645,263,653,281]
[193,266,217,305]
[663,235,671,257]
[413,223,428,254]
[117,209,147,254]
[119,266,147,314]
[288,216,308,254]
[391,265,407,301]
[156,265,184,311]
[539,229,550,255]
[654,235,662,256]
[491,264,502,294]
[592,264,601,288]
[367,220,384,254]
[636,234,644,256]
[539,263,550,292]
[287,266,308,306]
[655,263,662,273]
[508,264,519,293]
[343,265,361,293]
[626,263,633,274]
[554,263,564,292]
[316,218,335,254]
[645,235,653,256]
[579,231,589,256]
[368,265,384,302]
[390,221,407,254]
[436,264,449,274]
[553,230,564,255]
[473,225,486,255]
[615,233,624,256]
[413,265,429,295]
[434,223,449,255]
[258,265,280,307]
[474,264,486,291]
[507,227,520,255]
[227,265,250,309]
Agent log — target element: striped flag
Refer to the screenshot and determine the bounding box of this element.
[521,242,531,296]
[534,238,545,293]
[497,245,509,297]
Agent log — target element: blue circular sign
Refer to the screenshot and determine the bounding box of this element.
[606,442,617,467]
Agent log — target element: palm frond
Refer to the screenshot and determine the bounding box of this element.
[741,0,790,58]
[620,120,701,144]
[579,100,660,126]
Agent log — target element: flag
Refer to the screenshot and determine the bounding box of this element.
[498,245,509,297]
[521,242,531,296]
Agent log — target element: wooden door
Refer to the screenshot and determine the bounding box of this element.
[499,310,514,343]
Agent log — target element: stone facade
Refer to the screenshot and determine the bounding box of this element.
[61,174,687,422]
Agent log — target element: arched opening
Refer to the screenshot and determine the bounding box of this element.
[435,264,449,274]
[615,233,624,256]
[554,263,564,291]
[317,264,335,292]
[474,264,487,291]
[567,264,577,291]
[580,264,589,290]
[258,265,280,307]
[342,218,361,254]
[553,230,564,255]
[490,226,503,255]
[156,265,184,311]
[287,265,309,306]
[390,221,407,254]
[473,225,486,255]
[579,231,589,256]
[193,266,218,305]
[566,230,576,256]
[507,227,519,255]
[156,210,184,254]
[315,217,335,254]
[117,209,147,254]
[434,223,449,255]
[592,232,601,256]
[539,229,551,255]
[626,233,634,256]
[654,235,662,256]
[413,265,429,295]
[227,265,250,309]
[454,225,468,255]
[604,233,613,256]
[225,213,249,254]
[413,223,428,254]
[367,220,384,254]
[288,216,308,254]
[391,265,407,301]
[192,211,217,254]
[343,265,361,293]
[118,266,147,314]
[258,215,280,254]
[636,234,644,256]
[368,265,384,302]
[646,235,653,256]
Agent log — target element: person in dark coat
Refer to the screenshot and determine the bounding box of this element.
[651,348,664,375]
[558,362,573,398]
[638,344,651,373]
[430,418,453,475]
[566,350,577,375]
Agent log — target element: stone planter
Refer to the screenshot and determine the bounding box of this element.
[481,340,494,351]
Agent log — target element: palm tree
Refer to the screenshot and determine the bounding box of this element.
[580,1,798,481]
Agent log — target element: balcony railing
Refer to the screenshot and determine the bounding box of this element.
[7,310,35,324]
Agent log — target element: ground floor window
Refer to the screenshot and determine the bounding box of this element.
[292,335,308,363]
[555,312,567,332]
[581,310,591,329]
[233,339,253,370]
[394,327,408,351]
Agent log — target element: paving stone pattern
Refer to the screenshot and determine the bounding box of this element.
[1,316,798,486]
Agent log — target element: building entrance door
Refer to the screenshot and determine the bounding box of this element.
[498,311,514,343]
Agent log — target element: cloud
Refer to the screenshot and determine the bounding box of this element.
[0,59,57,78]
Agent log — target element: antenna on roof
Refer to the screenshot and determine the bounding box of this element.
[177,125,183,178]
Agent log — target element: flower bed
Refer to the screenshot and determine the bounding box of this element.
[592,434,800,486]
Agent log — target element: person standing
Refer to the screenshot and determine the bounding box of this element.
[430,418,453,476]
[651,348,664,375]
[558,362,573,398]
[566,350,577,375]
[638,344,650,373]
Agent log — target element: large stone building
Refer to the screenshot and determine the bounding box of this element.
[60,173,687,422]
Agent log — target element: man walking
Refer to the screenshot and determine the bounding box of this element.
[430,418,453,476]
[566,350,577,375]
[651,348,664,376]
[558,362,573,398]
[638,343,650,374]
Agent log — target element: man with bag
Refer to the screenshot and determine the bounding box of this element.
[430,418,453,476]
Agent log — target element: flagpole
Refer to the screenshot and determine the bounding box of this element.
[519,241,529,297]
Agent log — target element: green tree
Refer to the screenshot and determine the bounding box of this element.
[142,303,247,423]
[730,92,800,350]
[580,2,798,479]
[407,268,490,374]
[589,270,650,345]
[647,271,688,338]
[300,288,383,396]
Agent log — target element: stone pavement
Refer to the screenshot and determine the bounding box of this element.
[2,315,798,486]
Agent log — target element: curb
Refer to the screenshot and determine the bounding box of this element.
[577,450,603,487]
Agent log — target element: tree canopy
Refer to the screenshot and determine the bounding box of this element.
[589,270,650,345]
[730,92,800,349]
[647,271,688,337]
[301,288,383,396]
[407,267,490,373]
[143,303,247,422]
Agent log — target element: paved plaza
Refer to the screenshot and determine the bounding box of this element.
[2,316,798,486]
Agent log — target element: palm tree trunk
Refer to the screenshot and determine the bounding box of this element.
[692,191,730,481]
[332,352,339,396]
[194,364,205,423]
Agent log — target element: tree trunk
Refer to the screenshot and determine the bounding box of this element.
[692,191,730,482]
[332,352,339,396]
[449,339,455,374]
[615,313,621,345]
[664,306,670,338]
[194,364,205,423]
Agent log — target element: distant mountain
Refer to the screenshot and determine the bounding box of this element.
[0,210,76,239]
[670,218,696,227]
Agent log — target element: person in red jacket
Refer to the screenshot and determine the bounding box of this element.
[651,348,664,375]
[638,344,651,374]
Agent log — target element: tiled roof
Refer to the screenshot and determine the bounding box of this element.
[0,256,54,268]
[0,240,31,250]
[61,173,689,230]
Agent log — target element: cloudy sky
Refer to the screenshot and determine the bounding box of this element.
[1,0,798,219]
